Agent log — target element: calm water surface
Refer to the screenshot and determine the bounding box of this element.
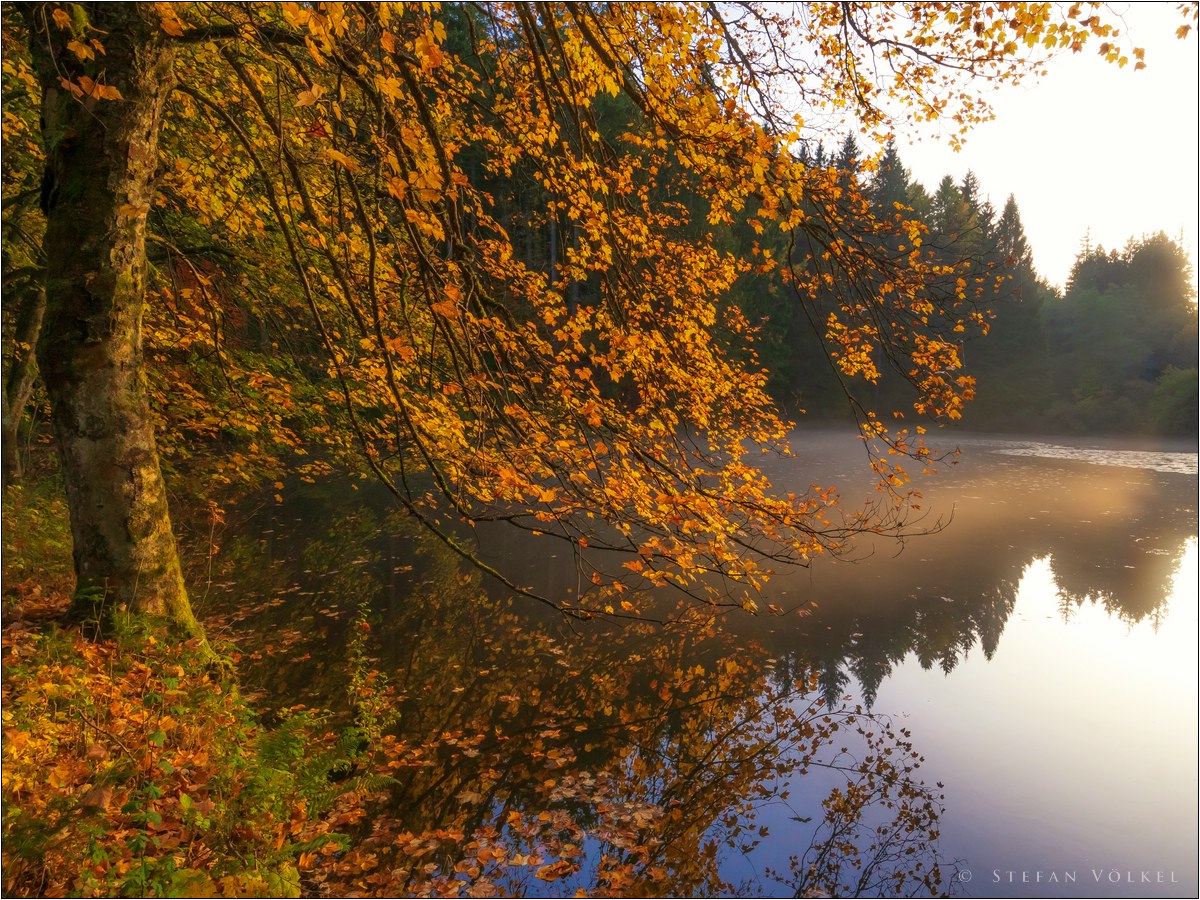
[759,432,1199,898]
[204,430,1198,897]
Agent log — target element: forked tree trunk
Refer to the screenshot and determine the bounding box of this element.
[26,4,201,638]
[2,287,46,487]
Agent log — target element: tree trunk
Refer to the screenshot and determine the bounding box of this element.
[26,4,200,638]
[2,287,46,487]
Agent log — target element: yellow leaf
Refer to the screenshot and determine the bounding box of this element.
[67,39,94,60]
[323,148,358,171]
[414,30,445,69]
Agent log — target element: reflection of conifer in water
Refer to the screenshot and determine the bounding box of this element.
[816,657,852,711]
[1048,535,1187,625]
[768,649,803,697]
[772,581,1024,711]
[973,581,1018,660]
[1056,581,1079,623]
[912,603,970,675]
[851,651,886,710]
[847,624,911,710]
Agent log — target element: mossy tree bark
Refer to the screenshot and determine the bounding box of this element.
[24,4,201,639]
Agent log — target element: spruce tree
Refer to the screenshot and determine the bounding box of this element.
[868,139,911,214]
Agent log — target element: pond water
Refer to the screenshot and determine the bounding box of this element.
[201,430,1198,898]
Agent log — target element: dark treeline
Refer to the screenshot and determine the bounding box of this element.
[741,137,1199,436]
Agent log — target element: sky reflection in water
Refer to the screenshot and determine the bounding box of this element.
[753,433,1199,898]
[870,541,1197,898]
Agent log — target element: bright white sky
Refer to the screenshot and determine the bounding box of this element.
[894,2,1199,293]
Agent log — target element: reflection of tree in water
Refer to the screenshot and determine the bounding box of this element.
[200,485,949,897]
[781,524,1188,708]
[757,485,1194,707]
[974,584,1012,660]
[1048,537,1188,626]
[766,582,1018,710]
[198,489,403,707]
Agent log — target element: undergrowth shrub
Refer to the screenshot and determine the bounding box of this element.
[1,621,357,897]
[1,479,74,621]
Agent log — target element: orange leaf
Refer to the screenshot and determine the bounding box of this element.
[296,84,325,107]
[534,860,575,882]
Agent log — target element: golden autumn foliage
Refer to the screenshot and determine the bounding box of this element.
[4,2,1169,624]
[61,3,1171,607]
